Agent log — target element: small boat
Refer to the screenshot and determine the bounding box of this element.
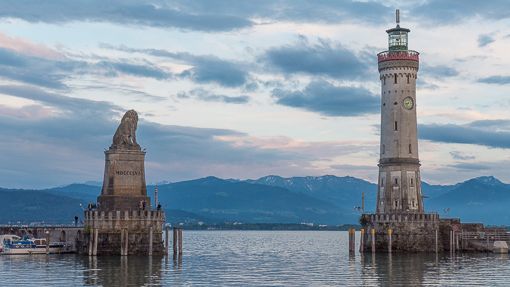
[0,235,21,253]
[2,236,65,255]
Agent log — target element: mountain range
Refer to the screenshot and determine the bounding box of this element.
[1,175,510,225]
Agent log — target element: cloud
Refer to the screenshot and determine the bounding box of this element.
[418,120,510,149]
[0,31,65,60]
[447,163,492,171]
[0,1,253,32]
[261,37,369,79]
[477,76,510,85]
[100,44,249,87]
[271,80,379,117]
[420,64,459,80]
[450,151,475,161]
[97,61,171,80]
[176,88,250,104]
[0,0,392,34]
[0,85,328,188]
[412,1,510,25]
[478,34,495,47]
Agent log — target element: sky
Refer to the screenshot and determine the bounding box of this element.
[1,0,510,189]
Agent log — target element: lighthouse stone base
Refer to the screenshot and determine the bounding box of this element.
[361,213,440,252]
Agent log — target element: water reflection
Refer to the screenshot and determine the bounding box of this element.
[81,255,165,286]
[2,232,510,286]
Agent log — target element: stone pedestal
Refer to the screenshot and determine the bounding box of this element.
[98,150,149,211]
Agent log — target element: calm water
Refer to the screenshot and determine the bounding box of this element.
[1,231,510,286]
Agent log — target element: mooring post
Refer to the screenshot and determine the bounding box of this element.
[165,227,169,254]
[121,229,125,256]
[173,228,178,254]
[388,229,392,253]
[93,229,98,256]
[89,230,93,256]
[371,229,375,253]
[45,231,50,255]
[348,229,352,252]
[178,228,183,254]
[149,227,153,256]
[360,229,364,252]
[435,229,438,253]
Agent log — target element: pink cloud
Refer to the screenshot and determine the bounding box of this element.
[0,31,66,60]
[0,104,55,119]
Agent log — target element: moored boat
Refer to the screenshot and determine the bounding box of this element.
[0,235,21,253]
[2,236,65,255]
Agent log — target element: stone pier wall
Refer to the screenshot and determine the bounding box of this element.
[361,213,441,252]
[84,210,165,232]
[81,210,166,255]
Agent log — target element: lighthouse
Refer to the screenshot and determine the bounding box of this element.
[376,10,423,214]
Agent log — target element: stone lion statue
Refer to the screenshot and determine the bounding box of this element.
[110,109,140,150]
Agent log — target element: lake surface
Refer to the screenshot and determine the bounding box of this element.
[2,230,510,286]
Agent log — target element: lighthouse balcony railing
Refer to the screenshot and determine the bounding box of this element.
[377,50,419,63]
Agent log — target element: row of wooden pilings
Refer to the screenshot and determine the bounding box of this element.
[87,227,183,256]
[165,227,183,256]
[348,229,378,252]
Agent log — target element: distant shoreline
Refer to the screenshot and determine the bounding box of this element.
[168,223,361,231]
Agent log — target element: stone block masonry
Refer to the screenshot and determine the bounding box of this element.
[81,210,166,255]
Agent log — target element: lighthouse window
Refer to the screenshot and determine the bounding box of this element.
[394,121,398,131]
[394,74,397,84]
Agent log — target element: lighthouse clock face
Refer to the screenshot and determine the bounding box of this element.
[403,97,414,110]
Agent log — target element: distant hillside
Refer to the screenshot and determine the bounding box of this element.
[4,175,510,226]
[245,175,377,212]
[426,176,510,225]
[154,176,351,225]
[0,188,86,221]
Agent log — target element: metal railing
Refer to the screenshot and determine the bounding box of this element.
[0,220,85,227]
[377,50,419,63]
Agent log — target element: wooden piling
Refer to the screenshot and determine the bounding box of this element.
[388,229,392,253]
[92,229,98,256]
[435,229,438,253]
[173,228,178,254]
[360,229,364,252]
[121,229,125,256]
[371,229,375,253]
[178,228,183,254]
[88,231,93,256]
[149,227,153,256]
[45,231,50,255]
[165,227,169,254]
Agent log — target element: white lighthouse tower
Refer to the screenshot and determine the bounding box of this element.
[376,10,423,214]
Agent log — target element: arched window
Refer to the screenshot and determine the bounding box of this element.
[395,200,398,208]
[394,73,397,84]
[381,178,384,186]
[407,74,410,84]
[395,178,398,185]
